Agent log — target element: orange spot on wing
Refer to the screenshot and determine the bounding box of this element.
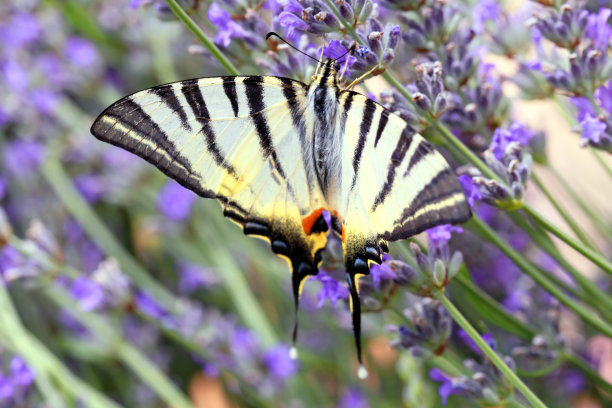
[302,207,325,235]
[342,226,346,242]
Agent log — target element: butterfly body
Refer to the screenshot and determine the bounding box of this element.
[91,59,470,374]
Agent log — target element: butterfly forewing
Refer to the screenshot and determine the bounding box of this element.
[90,76,329,290]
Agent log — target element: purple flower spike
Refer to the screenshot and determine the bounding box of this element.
[457,329,496,356]
[10,357,34,388]
[427,225,463,250]
[472,0,500,33]
[135,291,168,320]
[595,81,612,114]
[321,40,356,76]
[0,374,13,401]
[489,122,534,160]
[74,173,106,203]
[3,139,45,177]
[570,96,596,121]
[369,262,396,289]
[340,388,369,408]
[1,12,41,50]
[177,260,219,294]
[277,11,309,37]
[71,277,105,311]
[157,180,197,221]
[586,8,612,51]
[580,114,607,143]
[208,3,250,47]
[65,37,100,68]
[429,368,455,405]
[263,344,298,380]
[315,271,349,308]
[458,175,483,208]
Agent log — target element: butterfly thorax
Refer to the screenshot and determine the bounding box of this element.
[307,59,343,202]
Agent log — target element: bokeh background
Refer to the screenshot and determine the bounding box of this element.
[2,0,612,407]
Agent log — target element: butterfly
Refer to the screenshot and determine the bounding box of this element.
[90,56,471,378]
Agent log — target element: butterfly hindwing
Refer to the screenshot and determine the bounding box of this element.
[334,91,471,364]
[90,76,329,327]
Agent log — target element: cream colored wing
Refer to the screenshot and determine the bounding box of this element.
[90,76,329,334]
[334,91,471,364]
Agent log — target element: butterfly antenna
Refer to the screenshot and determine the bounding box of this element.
[266,32,319,64]
[338,43,357,80]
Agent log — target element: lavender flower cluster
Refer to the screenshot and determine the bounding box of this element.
[1,0,612,407]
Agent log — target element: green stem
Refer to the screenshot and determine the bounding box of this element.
[453,267,612,395]
[434,292,547,408]
[42,154,178,309]
[592,148,612,180]
[0,282,122,408]
[164,0,239,75]
[168,224,278,346]
[46,287,194,408]
[453,272,535,340]
[549,166,612,239]
[522,205,612,278]
[531,173,595,250]
[510,212,612,321]
[469,215,612,338]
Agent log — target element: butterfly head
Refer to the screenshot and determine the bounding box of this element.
[311,59,340,88]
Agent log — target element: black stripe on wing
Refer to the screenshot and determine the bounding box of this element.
[384,168,471,241]
[150,84,192,132]
[90,97,214,199]
[244,76,287,180]
[374,109,389,147]
[223,77,240,117]
[371,126,414,211]
[181,79,240,179]
[351,97,377,190]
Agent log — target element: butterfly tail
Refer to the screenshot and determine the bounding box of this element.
[346,257,370,379]
[290,261,317,358]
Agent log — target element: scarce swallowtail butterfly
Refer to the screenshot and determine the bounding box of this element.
[91,55,471,378]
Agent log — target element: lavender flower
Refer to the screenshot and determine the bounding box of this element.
[585,7,612,50]
[580,113,608,144]
[208,3,252,47]
[429,368,481,405]
[489,122,534,161]
[71,277,105,311]
[156,180,197,221]
[427,224,463,250]
[2,140,45,177]
[0,356,34,406]
[0,245,41,283]
[339,387,369,408]
[64,37,100,68]
[263,344,298,380]
[314,270,349,308]
[471,0,500,34]
[464,124,534,209]
[430,331,516,406]
[531,5,588,50]
[177,260,219,294]
[389,298,452,358]
[411,61,449,118]
[544,47,612,97]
